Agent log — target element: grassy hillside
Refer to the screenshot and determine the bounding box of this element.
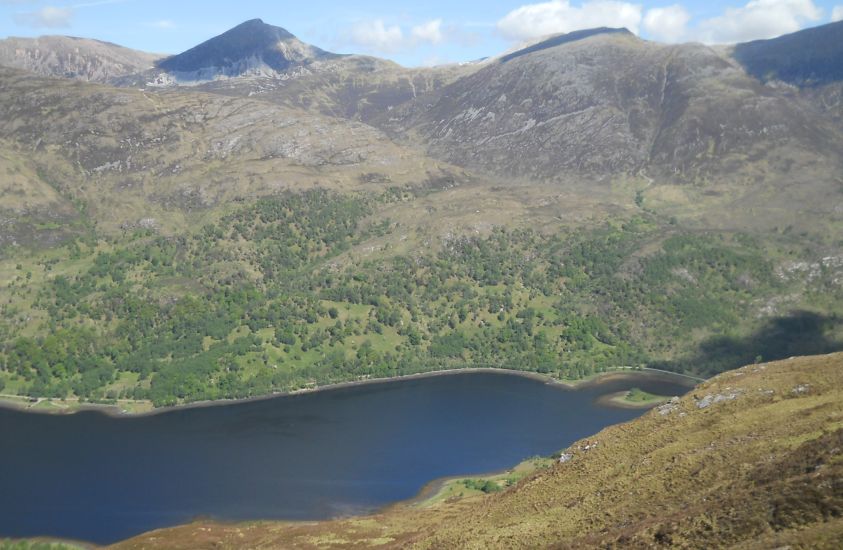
[0,37,842,409]
[110,352,843,549]
[1,185,841,408]
[0,542,82,550]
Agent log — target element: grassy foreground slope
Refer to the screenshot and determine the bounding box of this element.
[112,352,843,549]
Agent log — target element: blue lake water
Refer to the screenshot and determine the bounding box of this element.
[0,371,693,544]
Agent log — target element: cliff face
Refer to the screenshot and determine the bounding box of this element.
[112,352,843,549]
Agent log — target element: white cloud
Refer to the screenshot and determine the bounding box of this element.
[696,0,822,43]
[148,19,176,30]
[344,18,453,54]
[13,6,74,28]
[412,19,444,45]
[832,5,843,21]
[497,0,644,41]
[496,0,827,46]
[643,5,690,42]
[347,19,405,53]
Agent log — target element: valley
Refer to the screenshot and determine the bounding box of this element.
[0,12,842,548]
[0,19,841,413]
[2,183,841,408]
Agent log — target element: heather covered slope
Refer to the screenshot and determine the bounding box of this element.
[111,352,843,549]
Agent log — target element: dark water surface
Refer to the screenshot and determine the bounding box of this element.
[0,372,692,544]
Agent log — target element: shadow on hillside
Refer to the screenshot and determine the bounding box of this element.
[659,311,843,377]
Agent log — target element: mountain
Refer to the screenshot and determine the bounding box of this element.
[0,35,161,82]
[376,27,843,186]
[121,20,471,119]
[151,18,341,82]
[0,65,458,244]
[179,55,472,123]
[733,20,843,86]
[110,352,843,548]
[498,26,632,62]
[732,20,843,130]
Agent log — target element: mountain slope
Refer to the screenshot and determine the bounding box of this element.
[123,19,472,120]
[0,65,458,240]
[732,21,843,132]
[733,20,843,86]
[0,141,81,249]
[111,352,843,549]
[153,19,340,82]
[0,35,161,82]
[7,21,841,187]
[378,28,843,185]
[184,55,473,123]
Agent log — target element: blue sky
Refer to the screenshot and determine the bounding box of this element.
[0,0,841,66]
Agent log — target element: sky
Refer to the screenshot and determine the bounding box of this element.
[0,0,841,67]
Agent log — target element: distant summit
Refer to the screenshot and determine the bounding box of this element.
[500,27,633,63]
[733,19,843,86]
[155,18,340,79]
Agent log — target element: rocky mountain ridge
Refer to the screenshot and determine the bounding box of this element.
[376,27,843,184]
[0,35,161,82]
[88,19,843,188]
[1,19,842,246]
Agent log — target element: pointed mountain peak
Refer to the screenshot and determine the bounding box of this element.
[156,19,338,77]
[225,18,295,41]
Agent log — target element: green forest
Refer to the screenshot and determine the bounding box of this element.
[1,189,841,407]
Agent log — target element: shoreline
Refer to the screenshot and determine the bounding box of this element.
[0,366,700,419]
[0,367,701,547]
[387,457,551,511]
[594,390,671,409]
